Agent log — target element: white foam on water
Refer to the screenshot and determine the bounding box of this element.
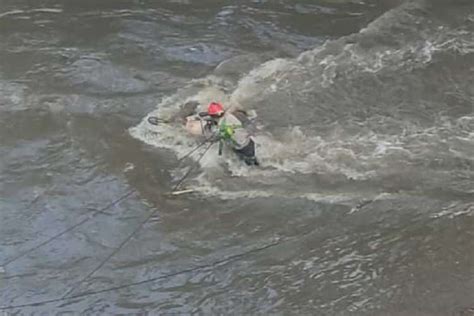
[229,58,300,105]
[190,175,370,205]
[129,81,230,159]
[130,0,474,200]
[0,8,63,20]
[431,203,474,219]
[131,91,473,200]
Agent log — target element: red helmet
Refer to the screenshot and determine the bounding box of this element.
[207,102,224,116]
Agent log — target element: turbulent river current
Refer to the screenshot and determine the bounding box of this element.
[1,0,473,314]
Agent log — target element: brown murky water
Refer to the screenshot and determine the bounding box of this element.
[1,0,473,314]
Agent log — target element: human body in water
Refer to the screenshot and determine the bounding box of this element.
[184,101,259,166]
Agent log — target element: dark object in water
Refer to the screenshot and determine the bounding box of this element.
[233,139,259,166]
[147,116,163,125]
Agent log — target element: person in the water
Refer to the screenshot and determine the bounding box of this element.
[185,102,259,166]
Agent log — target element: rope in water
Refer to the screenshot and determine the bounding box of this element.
[1,136,220,310]
[62,140,215,299]
[1,137,215,268]
[1,189,137,267]
[0,239,282,310]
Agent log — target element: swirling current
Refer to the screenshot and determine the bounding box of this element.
[1,0,473,314]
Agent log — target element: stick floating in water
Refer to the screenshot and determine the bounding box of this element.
[170,189,195,196]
